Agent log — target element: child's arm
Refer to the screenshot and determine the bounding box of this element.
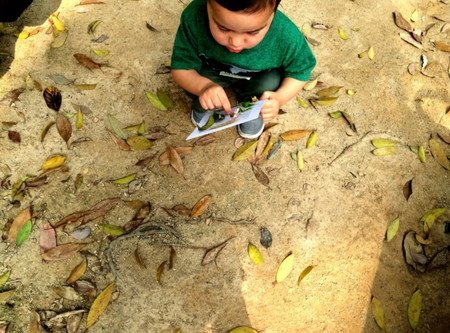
[259,77,306,121]
[172,69,232,113]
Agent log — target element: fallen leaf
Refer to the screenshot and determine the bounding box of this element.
[232,140,258,161]
[41,243,86,261]
[372,147,397,156]
[39,222,56,253]
[145,91,167,111]
[420,208,447,233]
[316,86,342,97]
[368,46,375,60]
[43,86,62,111]
[202,237,233,265]
[134,245,147,268]
[194,135,216,146]
[254,131,271,160]
[346,89,356,96]
[371,296,386,330]
[73,53,103,70]
[87,20,102,35]
[156,89,174,109]
[408,289,422,329]
[267,140,283,159]
[251,164,270,186]
[429,138,450,170]
[393,11,412,32]
[0,270,11,289]
[399,32,423,49]
[7,208,31,243]
[338,27,349,40]
[297,265,314,286]
[56,113,72,145]
[159,147,192,165]
[49,14,64,31]
[306,131,318,148]
[303,79,318,91]
[146,22,158,32]
[86,282,115,328]
[99,224,125,237]
[112,173,137,185]
[75,111,83,129]
[386,218,400,242]
[280,129,311,141]
[313,96,338,106]
[329,111,343,119]
[259,227,272,248]
[296,150,304,171]
[54,197,120,228]
[371,138,396,148]
[127,136,153,150]
[403,179,413,201]
[8,131,21,143]
[248,243,264,265]
[107,128,130,151]
[66,257,87,284]
[276,252,295,283]
[418,145,426,163]
[41,121,55,142]
[107,114,128,139]
[167,146,184,174]
[437,131,450,144]
[169,246,176,270]
[191,195,212,217]
[403,231,427,272]
[42,155,65,170]
[0,290,15,303]
[410,9,419,22]
[312,22,332,30]
[78,0,105,5]
[51,30,68,48]
[156,261,167,285]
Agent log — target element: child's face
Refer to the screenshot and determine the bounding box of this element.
[207,1,275,53]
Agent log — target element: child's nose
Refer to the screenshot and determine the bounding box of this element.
[228,34,243,47]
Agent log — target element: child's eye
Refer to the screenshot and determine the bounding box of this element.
[248,30,260,35]
[218,26,230,32]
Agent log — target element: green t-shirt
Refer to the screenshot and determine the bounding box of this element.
[171,0,316,81]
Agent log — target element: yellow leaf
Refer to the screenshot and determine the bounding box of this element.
[358,51,367,58]
[418,145,426,163]
[75,110,83,129]
[276,252,294,283]
[261,136,276,157]
[371,297,386,330]
[232,140,258,161]
[66,257,87,284]
[372,147,397,156]
[41,155,65,170]
[49,14,65,31]
[346,89,356,96]
[386,218,400,242]
[296,151,304,171]
[99,224,125,237]
[0,270,11,288]
[303,79,318,91]
[408,289,422,329]
[371,138,396,148]
[368,46,375,60]
[247,243,264,265]
[145,91,167,111]
[51,30,68,48]
[297,265,314,286]
[228,326,258,333]
[296,97,310,108]
[429,139,450,170]
[92,49,110,57]
[280,129,311,141]
[410,9,419,22]
[86,282,115,328]
[421,208,447,233]
[316,86,342,97]
[112,173,137,185]
[18,31,30,39]
[314,96,338,106]
[338,27,349,40]
[306,131,318,148]
[126,136,153,150]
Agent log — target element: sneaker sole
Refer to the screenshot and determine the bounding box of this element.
[237,124,264,139]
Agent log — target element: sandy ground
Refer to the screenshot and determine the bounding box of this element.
[0,0,449,332]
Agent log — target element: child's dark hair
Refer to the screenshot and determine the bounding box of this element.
[210,0,281,13]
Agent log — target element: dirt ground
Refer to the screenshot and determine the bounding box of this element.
[1,0,449,332]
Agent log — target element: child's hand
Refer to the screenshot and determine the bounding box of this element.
[199,83,232,114]
[259,91,280,121]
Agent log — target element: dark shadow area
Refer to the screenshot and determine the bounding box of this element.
[0,0,61,76]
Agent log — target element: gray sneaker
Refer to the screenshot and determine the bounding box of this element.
[191,109,205,126]
[238,116,264,139]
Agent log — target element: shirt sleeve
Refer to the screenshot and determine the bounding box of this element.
[282,32,316,81]
[170,9,202,71]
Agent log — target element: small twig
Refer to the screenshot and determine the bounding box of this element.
[211,216,257,225]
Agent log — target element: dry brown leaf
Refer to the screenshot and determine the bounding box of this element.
[252,164,270,187]
[429,138,450,170]
[8,131,21,143]
[254,131,271,161]
[393,11,412,32]
[41,121,55,142]
[202,237,234,265]
[56,114,72,145]
[399,32,423,49]
[7,208,31,243]
[435,41,450,53]
[66,257,87,284]
[134,244,147,268]
[73,53,103,70]
[194,135,216,146]
[54,197,120,228]
[86,282,115,328]
[159,147,192,165]
[280,129,311,141]
[156,261,167,285]
[107,128,130,151]
[39,222,56,253]
[167,146,184,174]
[1,88,25,106]
[41,243,86,261]
[169,246,176,270]
[191,195,212,217]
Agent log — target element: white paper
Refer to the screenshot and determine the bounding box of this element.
[186,100,265,140]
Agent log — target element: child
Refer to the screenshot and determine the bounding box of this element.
[171,0,316,139]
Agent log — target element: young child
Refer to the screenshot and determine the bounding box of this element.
[171,0,316,139]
